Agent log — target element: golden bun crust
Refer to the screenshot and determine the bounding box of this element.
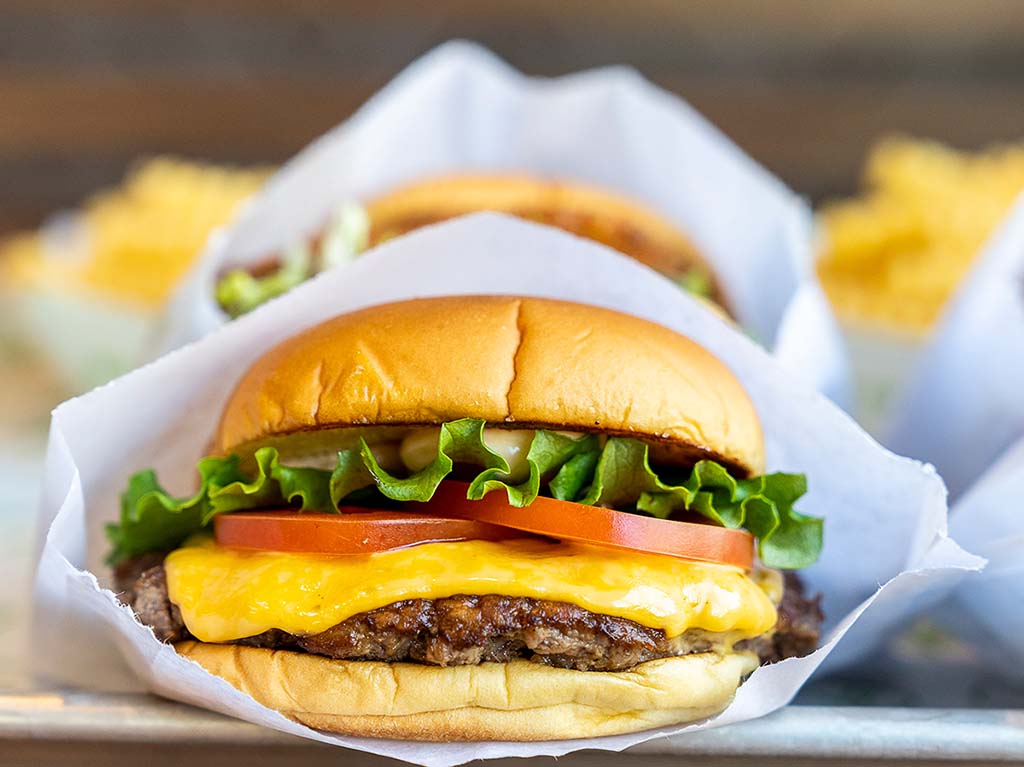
[216,296,764,474]
[366,174,722,300]
[176,642,756,741]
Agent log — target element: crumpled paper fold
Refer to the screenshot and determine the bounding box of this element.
[885,191,1024,499]
[936,436,1024,682]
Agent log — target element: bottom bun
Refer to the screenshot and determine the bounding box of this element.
[175,641,757,741]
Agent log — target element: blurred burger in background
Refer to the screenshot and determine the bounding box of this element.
[214,174,727,319]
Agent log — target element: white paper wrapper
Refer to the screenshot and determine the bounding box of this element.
[158,41,850,407]
[884,191,1024,499]
[33,215,979,765]
[925,436,1024,682]
[840,323,926,440]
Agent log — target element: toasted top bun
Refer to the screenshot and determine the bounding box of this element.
[216,296,764,475]
[366,174,723,302]
[176,642,757,741]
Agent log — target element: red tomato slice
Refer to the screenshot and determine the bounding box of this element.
[214,509,526,555]
[409,482,754,569]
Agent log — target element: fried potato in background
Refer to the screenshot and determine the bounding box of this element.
[818,137,1024,335]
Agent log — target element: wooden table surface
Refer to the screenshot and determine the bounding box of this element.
[3,0,1024,236]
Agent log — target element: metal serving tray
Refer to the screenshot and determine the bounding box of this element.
[2,690,1023,767]
[4,647,1024,767]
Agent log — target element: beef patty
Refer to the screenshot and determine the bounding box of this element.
[117,560,822,672]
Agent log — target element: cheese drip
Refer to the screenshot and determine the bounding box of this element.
[165,538,778,644]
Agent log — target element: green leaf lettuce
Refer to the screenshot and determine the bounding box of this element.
[107,418,821,569]
[216,203,370,319]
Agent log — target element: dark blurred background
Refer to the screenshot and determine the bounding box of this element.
[4,0,1024,237]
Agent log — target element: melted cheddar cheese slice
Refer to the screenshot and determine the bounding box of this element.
[164,538,778,643]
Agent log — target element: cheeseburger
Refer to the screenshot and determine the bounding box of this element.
[111,296,822,740]
[216,175,724,318]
